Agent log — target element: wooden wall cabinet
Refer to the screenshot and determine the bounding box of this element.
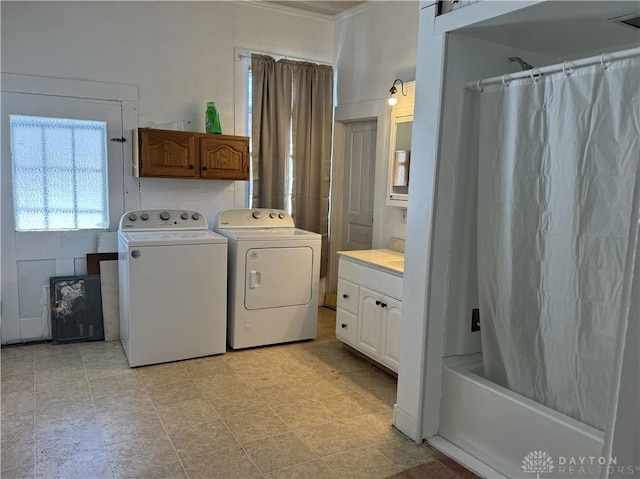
[133,128,249,180]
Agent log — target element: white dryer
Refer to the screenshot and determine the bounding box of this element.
[214,208,321,349]
[118,210,227,367]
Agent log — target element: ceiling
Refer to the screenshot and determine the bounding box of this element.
[268,1,366,16]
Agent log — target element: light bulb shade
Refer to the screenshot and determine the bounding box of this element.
[388,96,398,106]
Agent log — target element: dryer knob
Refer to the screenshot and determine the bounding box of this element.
[128,213,137,221]
[180,212,189,220]
[269,212,276,219]
[252,211,262,219]
[160,211,170,221]
[140,213,149,221]
[278,212,285,219]
[192,213,200,220]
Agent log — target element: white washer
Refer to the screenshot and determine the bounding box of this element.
[214,208,321,349]
[118,209,227,367]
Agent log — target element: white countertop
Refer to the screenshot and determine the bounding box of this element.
[337,249,404,276]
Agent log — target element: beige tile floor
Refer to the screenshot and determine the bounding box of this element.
[1,308,477,479]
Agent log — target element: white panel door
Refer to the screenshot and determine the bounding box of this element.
[1,91,125,343]
[380,296,402,372]
[357,287,383,358]
[341,120,376,251]
[244,246,313,310]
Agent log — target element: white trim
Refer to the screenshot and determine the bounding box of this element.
[334,1,382,22]
[328,99,391,294]
[237,0,334,23]
[428,436,508,479]
[1,73,138,103]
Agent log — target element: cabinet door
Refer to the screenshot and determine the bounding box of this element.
[137,129,198,178]
[336,308,357,346]
[380,296,402,372]
[357,287,383,359]
[200,135,249,180]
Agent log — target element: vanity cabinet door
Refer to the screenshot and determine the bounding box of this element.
[357,287,383,358]
[380,296,402,371]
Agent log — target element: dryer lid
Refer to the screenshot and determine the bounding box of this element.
[214,227,320,242]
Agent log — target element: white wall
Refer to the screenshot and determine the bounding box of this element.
[1,1,334,222]
[334,1,419,246]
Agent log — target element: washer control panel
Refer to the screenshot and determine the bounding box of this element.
[216,208,294,229]
[119,210,208,231]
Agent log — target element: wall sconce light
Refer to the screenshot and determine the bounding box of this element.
[388,79,406,106]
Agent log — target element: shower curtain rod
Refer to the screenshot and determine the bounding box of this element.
[465,46,640,91]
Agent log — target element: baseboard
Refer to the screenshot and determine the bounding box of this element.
[428,435,506,479]
[393,404,422,442]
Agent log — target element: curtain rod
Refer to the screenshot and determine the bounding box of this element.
[465,46,640,91]
[237,52,332,67]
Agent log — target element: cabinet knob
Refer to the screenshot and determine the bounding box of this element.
[381,303,387,308]
[375,300,381,306]
[341,323,347,328]
[342,293,348,299]
[188,165,194,169]
[202,166,208,171]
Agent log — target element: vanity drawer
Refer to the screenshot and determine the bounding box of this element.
[337,279,359,315]
[336,308,357,346]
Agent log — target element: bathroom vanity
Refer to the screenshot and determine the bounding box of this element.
[336,249,404,373]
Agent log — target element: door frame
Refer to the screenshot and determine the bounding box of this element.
[328,100,391,297]
[1,73,139,344]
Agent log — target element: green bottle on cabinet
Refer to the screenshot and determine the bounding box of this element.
[205,102,222,134]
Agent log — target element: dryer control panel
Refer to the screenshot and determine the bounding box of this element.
[216,209,295,229]
[119,210,208,231]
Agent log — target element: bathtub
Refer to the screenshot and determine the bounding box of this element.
[436,354,605,478]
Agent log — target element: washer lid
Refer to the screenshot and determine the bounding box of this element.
[120,230,227,246]
[214,227,320,242]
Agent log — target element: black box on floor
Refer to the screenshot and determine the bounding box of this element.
[50,275,104,344]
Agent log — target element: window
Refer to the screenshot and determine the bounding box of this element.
[10,115,109,231]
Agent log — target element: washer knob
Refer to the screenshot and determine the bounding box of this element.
[192,213,200,220]
[252,210,262,219]
[180,212,189,220]
[278,212,285,219]
[128,213,137,221]
[269,212,276,219]
[140,213,149,221]
[160,211,170,221]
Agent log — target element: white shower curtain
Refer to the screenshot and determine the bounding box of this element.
[475,57,640,430]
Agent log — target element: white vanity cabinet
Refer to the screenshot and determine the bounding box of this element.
[336,254,403,373]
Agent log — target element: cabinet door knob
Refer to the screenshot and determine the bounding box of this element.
[188,165,194,169]
[375,300,381,306]
[202,166,208,171]
[341,323,347,328]
[381,303,387,308]
[343,293,348,299]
